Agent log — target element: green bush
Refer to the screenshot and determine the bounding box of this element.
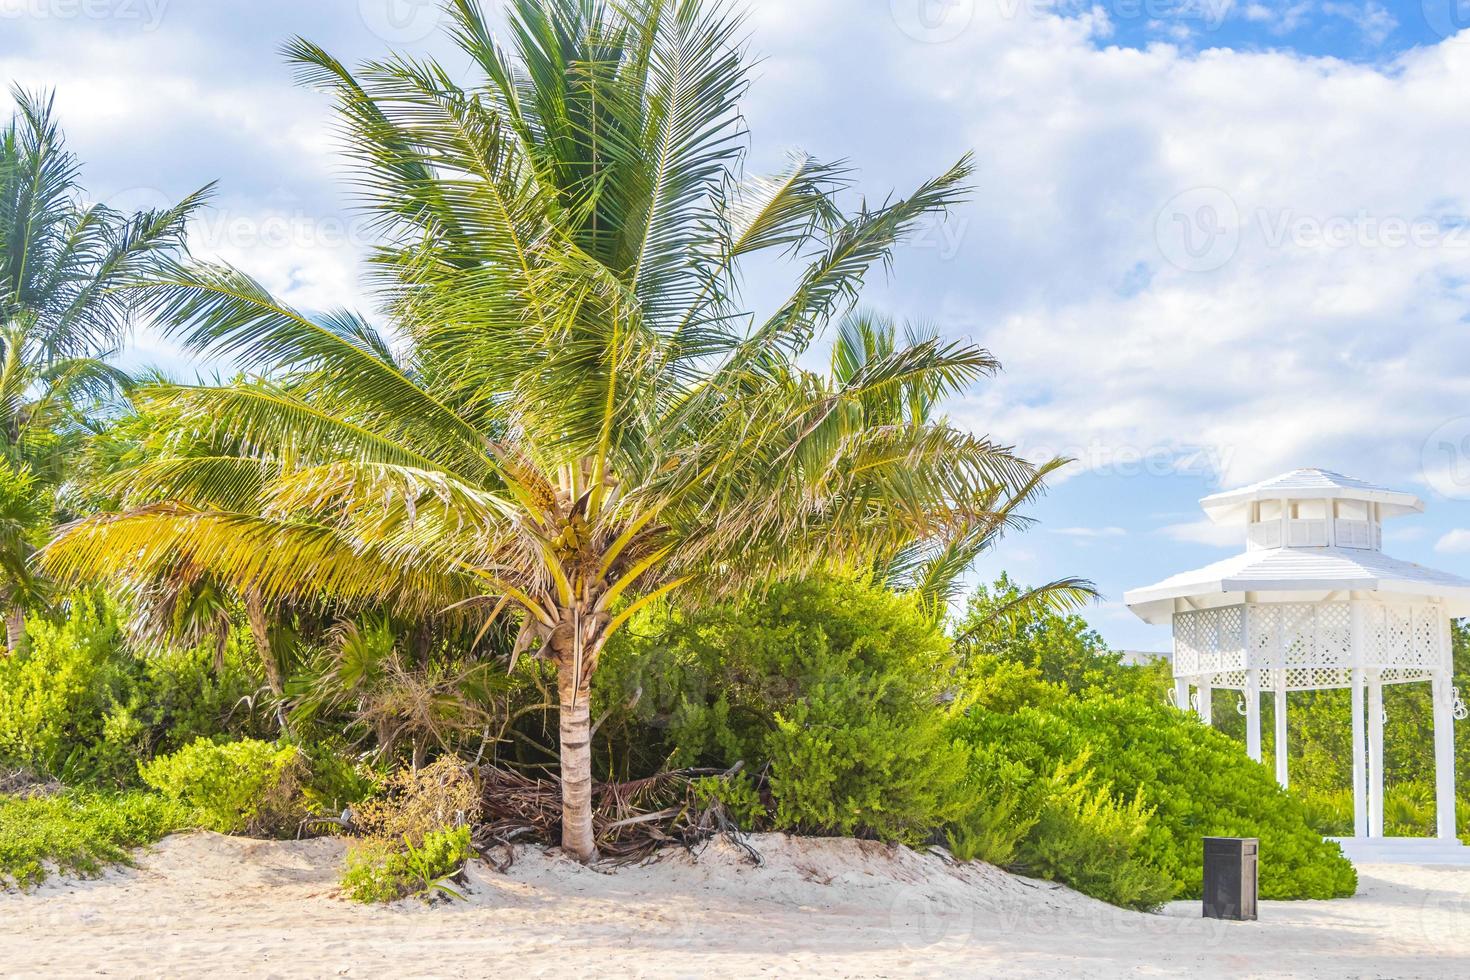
[954,575,1169,700]
[296,739,382,815]
[341,826,472,904]
[139,738,303,835]
[0,596,264,785]
[691,772,765,830]
[944,750,1041,867]
[0,790,187,889]
[950,689,1358,901]
[598,576,972,845]
[0,597,131,779]
[1022,757,1175,910]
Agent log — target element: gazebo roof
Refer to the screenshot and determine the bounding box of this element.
[1200,468,1423,525]
[1125,546,1470,624]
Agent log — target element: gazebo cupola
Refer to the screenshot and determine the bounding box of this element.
[1126,468,1470,858]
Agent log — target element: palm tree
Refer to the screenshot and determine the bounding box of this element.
[830,312,1096,620]
[44,0,1048,861]
[0,87,204,649]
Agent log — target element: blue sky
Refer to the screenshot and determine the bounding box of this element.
[5,0,1470,652]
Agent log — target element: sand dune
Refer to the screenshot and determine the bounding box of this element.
[2,831,1468,978]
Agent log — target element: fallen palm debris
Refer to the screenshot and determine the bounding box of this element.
[474,764,762,868]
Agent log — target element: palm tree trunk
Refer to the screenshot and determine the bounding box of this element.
[556,658,598,863]
[4,606,24,655]
[244,591,284,695]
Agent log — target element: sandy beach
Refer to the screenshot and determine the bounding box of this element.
[1,832,1466,978]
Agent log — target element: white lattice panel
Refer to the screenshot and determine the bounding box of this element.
[1364,602,1442,672]
[1172,599,1444,691]
[1249,604,1281,669]
[1172,606,1246,685]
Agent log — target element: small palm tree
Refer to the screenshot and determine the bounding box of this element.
[0,87,204,649]
[46,0,1050,860]
[830,313,1095,619]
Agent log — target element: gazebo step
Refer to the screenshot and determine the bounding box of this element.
[1330,837,1470,866]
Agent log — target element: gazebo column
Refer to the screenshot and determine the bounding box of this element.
[1174,677,1190,714]
[1350,667,1368,838]
[1274,679,1289,788]
[1245,668,1262,762]
[1197,679,1213,727]
[1367,672,1384,838]
[1433,670,1458,841]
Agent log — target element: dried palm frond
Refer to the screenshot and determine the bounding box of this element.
[475,764,760,867]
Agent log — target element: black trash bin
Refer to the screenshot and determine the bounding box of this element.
[1202,837,1258,921]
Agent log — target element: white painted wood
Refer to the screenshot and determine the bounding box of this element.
[1245,668,1262,762]
[1174,678,1189,714]
[1433,670,1458,841]
[1198,680,1213,727]
[1274,683,1289,788]
[1368,673,1384,839]
[1351,666,1367,838]
[1437,615,1458,842]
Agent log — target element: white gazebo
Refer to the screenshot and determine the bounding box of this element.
[1126,469,1470,862]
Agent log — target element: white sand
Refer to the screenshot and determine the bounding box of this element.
[2,832,1468,978]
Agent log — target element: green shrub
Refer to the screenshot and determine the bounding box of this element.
[1294,786,1353,837]
[296,739,382,815]
[1022,757,1175,911]
[139,738,303,835]
[598,576,972,844]
[691,771,765,829]
[954,575,1169,700]
[944,748,1042,866]
[0,790,187,889]
[341,826,472,904]
[950,689,1358,901]
[0,597,265,785]
[0,597,131,779]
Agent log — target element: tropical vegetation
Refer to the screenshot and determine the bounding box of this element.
[0,87,203,652]
[0,0,1443,915]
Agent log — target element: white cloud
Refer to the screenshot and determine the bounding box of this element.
[6,0,1467,508]
[789,7,1470,490]
[1052,526,1127,538]
[1160,519,1244,548]
[1322,2,1397,46]
[1435,530,1470,554]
